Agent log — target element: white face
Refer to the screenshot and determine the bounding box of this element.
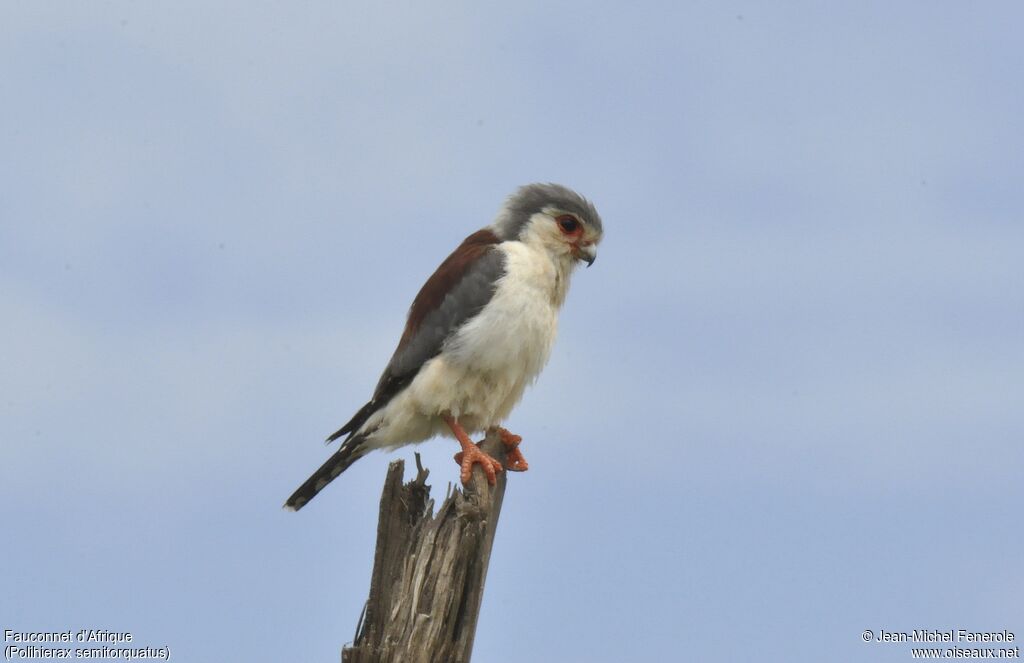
[520,208,601,266]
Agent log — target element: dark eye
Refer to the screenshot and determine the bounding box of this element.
[557,215,579,233]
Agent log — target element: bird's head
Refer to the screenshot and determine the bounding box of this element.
[491,183,603,268]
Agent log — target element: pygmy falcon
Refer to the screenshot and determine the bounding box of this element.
[285,183,603,511]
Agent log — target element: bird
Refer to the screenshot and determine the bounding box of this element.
[284,183,603,511]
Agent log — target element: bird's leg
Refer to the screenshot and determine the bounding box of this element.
[452,425,530,474]
[497,427,529,472]
[444,414,503,486]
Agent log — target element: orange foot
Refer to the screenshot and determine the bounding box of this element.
[498,427,529,472]
[444,415,503,485]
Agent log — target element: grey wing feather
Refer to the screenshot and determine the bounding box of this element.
[325,247,506,443]
[377,248,506,393]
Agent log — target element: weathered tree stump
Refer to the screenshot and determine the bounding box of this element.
[342,430,508,663]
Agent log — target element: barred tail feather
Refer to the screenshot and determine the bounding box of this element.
[284,436,370,511]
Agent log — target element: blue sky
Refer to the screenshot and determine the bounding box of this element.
[2,3,1021,661]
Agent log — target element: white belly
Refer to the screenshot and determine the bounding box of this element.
[367,241,570,448]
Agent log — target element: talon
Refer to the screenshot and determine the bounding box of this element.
[497,427,529,472]
[444,414,504,486]
[453,440,482,466]
[456,444,503,485]
[498,427,522,447]
[504,447,529,472]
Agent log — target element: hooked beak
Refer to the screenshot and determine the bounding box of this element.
[573,243,597,267]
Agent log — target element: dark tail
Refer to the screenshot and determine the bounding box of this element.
[326,400,380,444]
[284,436,369,511]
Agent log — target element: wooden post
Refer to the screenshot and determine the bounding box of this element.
[342,430,508,663]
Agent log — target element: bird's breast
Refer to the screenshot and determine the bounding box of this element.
[445,242,566,382]
[388,242,573,433]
